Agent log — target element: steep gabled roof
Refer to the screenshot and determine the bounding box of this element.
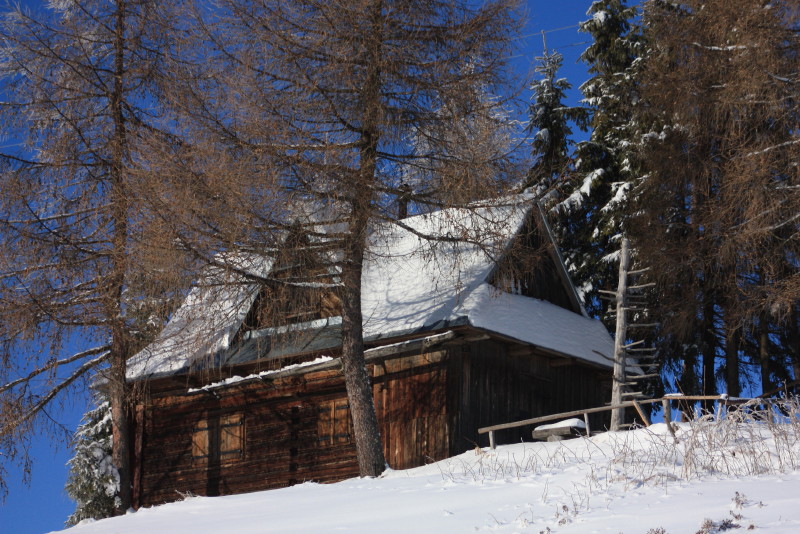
[126,255,274,379]
[127,194,613,380]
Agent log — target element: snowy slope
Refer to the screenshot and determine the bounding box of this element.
[57,421,800,534]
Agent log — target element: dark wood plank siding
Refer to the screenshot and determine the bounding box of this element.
[447,338,610,452]
[138,369,357,506]
[373,350,449,470]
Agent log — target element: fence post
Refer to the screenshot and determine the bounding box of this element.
[489,430,496,450]
[583,412,591,437]
[662,398,677,440]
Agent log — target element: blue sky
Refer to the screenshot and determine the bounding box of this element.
[0,2,597,533]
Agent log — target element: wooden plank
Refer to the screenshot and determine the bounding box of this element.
[631,400,651,426]
[364,331,456,360]
[531,425,584,440]
[479,395,742,435]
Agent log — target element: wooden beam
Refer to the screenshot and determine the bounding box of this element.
[185,330,458,395]
[363,330,457,360]
[632,399,651,426]
[662,398,677,441]
[628,282,656,290]
[478,401,650,434]
[610,237,630,431]
[627,373,660,380]
[478,394,738,435]
[460,334,491,343]
[622,340,644,349]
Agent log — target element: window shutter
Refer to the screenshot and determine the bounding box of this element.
[318,398,351,446]
[192,421,210,460]
[220,413,244,460]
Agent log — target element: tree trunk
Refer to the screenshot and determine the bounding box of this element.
[110,0,132,512]
[610,237,629,431]
[336,0,387,477]
[725,327,740,397]
[789,308,800,391]
[340,244,385,476]
[109,342,132,512]
[701,295,716,413]
[760,314,772,396]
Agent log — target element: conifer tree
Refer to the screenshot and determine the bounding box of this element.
[552,0,640,319]
[525,49,586,193]
[65,400,118,526]
[632,0,799,397]
[162,0,520,478]
[0,0,189,507]
[404,83,518,210]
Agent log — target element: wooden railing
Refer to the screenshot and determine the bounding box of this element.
[478,394,778,449]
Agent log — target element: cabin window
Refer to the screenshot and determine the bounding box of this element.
[317,399,352,446]
[192,413,244,464]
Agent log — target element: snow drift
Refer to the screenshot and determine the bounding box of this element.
[58,401,800,534]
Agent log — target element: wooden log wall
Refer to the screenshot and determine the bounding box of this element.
[373,350,449,470]
[134,333,611,508]
[136,349,452,507]
[138,371,351,506]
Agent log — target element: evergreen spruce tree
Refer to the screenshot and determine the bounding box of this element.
[552,0,641,320]
[525,49,586,194]
[64,400,119,526]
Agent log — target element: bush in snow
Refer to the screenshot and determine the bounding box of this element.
[64,400,120,526]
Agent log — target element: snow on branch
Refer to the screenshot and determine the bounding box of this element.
[691,42,749,51]
[741,138,800,159]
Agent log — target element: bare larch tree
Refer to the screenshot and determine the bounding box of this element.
[632,0,799,397]
[0,0,190,508]
[157,0,521,477]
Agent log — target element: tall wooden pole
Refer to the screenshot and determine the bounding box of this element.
[610,237,630,431]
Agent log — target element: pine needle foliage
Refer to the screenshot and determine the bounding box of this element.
[525,49,587,192]
[552,0,642,320]
[65,400,119,526]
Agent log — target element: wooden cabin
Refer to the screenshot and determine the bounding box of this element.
[126,195,614,508]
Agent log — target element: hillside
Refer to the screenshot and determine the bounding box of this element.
[54,414,800,534]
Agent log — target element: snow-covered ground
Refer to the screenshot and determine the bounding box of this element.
[57,421,800,534]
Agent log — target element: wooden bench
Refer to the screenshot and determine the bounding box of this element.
[531,418,586,441]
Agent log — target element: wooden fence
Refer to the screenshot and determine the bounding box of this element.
[478,394,783,449]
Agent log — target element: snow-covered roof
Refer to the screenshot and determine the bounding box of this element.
[127,194,613,380]
[126,255,273,379]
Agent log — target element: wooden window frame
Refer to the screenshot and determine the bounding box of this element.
[192,413,245,465]
[317,398,352,446]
